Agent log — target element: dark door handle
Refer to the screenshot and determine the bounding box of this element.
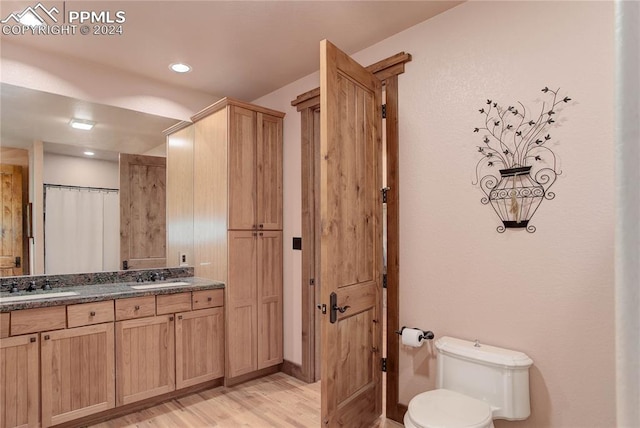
[329,292,350,323]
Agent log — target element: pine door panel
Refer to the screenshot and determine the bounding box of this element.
[40,324,115,427]
[319,39,383,428]
[228,106,257,230]
[115,316,175,405]
[0,334,39,428]
[119,154,166,270]
[256,114,283,230]
[176,307,225,389]
[257,231,283,369]
[227,231,258,378]
[0,164,24,277]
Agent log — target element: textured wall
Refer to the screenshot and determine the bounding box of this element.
[256,1,616,426]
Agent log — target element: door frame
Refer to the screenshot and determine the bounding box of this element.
[291,51,411,423]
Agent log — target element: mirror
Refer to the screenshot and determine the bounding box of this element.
[0,83,181,277]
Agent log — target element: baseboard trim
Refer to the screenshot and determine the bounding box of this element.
[224,364,282,387]
[52,378,224,428]
[281,359,307,382]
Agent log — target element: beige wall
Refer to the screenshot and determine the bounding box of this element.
[255,1,616,427]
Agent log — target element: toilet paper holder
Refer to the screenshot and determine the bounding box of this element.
[395,326,435,341]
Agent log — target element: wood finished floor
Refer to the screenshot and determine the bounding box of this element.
[91,373,402,428]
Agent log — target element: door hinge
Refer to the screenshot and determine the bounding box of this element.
[381,187,390,204]
[382,274,387,289]
[310,278,315,286]
[382,104,387,119]
[381,358,387,372]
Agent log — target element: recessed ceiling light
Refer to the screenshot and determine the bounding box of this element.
[170,63,192,73]
[84,151,95,156]
[70,118,95,131]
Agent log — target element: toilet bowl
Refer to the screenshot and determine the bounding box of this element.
[404,389,494,428]
[404,336,533,428]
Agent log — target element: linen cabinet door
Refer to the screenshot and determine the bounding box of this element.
[256,113,283,231]
[175,307,225,389]
[115,315,175,405]
[0,334,39,428]
[226,231,257,378]
[228,106,257,230]
[257,230,283,369]
[40,324,115,427]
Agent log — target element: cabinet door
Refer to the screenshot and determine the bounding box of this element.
[115,315,175,406]
[175,307,224,389]
[257,231,283,369]
[227,231,257,378]
[256,113,283,230]
[41,324,115,427]
[228,106,257,230]
[0,334,39,428]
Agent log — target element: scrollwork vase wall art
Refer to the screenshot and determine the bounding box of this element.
[472,87,573,233]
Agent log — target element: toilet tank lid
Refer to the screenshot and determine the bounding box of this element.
[435,336,533,368]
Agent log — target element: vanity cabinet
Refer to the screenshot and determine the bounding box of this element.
[166,98,284,385]
[175,307,225,388]
[0,334,39,428]
[227,106,283,231]
[41,324,115,427]
[115,315,175,406]
[227,230,283,378]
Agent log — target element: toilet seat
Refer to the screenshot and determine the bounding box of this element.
[404,389,494,428]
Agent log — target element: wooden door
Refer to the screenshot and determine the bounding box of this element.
[0,334,39,428]
[40,324,115,427]
[319,40,383,427]
[226,231,258,379]
[0,165,24,277]
[175,307,225,389]
[119,154,166,270]
[115,315,175,405]
[228,106,257,230]
[256,113,283,230]
[257,230,283,369]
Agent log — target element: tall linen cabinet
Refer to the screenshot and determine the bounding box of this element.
[166,98,284,385]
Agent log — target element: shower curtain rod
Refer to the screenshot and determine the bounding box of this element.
[44,183,119,193]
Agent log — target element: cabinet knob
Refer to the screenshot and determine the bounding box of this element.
[259,232,264,237]
[259,224,264,228]
[30,337,36,343]
[44,335,50,340]
[207,297,212,302]
[134,305,140,310]
[178,315,183,320]
[169,316,174,321]
[90,311,96,316]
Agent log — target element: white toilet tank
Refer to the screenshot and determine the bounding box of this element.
[435,336,534,421]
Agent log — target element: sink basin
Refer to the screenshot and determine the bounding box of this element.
[0,291,78,303]
[131,281,190,290]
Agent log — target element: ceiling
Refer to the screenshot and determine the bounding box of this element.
[0,1,462,157]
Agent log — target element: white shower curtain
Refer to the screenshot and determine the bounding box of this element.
[44,186,120,274]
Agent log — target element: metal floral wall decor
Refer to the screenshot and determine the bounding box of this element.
[472,87,572,233]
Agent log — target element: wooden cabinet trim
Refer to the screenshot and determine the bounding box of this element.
[115,295,156,320]
[192,289,224,310]
[156,292,192,315]
[67,300,115,328]
[0,312,9,338]
[10,305,66,336]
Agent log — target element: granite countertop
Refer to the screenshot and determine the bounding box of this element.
[0,277,225,312]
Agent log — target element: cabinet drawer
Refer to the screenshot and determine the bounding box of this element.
[115,296,155,320]
[11,306,66,335]
[192,289,224,310]
[156,292,191,315]
[67,300,114,328]
[0,312,9,338]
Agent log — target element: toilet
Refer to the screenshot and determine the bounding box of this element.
[404,336,534,428]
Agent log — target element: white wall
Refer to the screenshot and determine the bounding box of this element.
[44,153,119,189]
[254,2,615,427]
